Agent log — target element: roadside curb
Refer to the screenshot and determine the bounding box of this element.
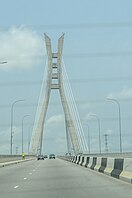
[0,158,35,168]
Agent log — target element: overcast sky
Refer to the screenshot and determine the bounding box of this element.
[0,0,132,155]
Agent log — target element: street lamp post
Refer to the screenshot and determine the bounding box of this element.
[87,124,91,154]
[28,130,30,155]
[28,125,32,155]
[10,99,25,155]
[22,115,30,154]
[90,114,101,154]
[106,98,122,153]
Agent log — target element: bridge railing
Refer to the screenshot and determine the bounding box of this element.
[83,152,132,158]
[0,155,36,163]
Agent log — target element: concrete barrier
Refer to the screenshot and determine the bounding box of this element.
[111,158,124,179]
[73,156,77,163]
[87,157,94,168]
[79,156,83,165]
[0,158,35,168]
[94,157,102,171]
[59,155,132,185]
[80,156,85,166]
[82,156,90,167]
[119,158,132,183]
[76,155,81,164]
[99,158,107,173]
[82,156,87,167]
[71,156,75,163]
[60,156,72,162]
[104,157,115,176]
[0,155,35,163]
[90,157,97,170]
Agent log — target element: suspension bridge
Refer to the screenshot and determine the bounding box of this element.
[1,34,132,198]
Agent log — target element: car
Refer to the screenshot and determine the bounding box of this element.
[37,155,44,160]
[44,155,48,158]
[49,154,55,159]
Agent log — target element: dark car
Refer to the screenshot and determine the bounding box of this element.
[37,155,44,160]
[49,154,55,159]
[44,155,48,158]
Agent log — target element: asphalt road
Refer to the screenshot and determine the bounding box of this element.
[0,158,132,198]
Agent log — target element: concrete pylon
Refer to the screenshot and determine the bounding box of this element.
[30,34,80,155]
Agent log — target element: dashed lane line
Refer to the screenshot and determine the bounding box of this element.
[14,185,19,189]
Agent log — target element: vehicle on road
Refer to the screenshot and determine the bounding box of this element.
[49,154,55,159]
[44,155,48,158]
[37,155,44,160]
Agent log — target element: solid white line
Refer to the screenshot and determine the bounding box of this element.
[14,185,19,189]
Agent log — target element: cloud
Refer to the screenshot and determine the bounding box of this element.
[107,86,132,100]
[119,87,132,99]
[46,114,64,126]
[0,26,45,70]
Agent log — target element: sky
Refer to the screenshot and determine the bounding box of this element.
[0,0,132,155]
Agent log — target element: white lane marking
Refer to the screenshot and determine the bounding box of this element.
[33,169,35,172]
[14,185,19,189]
[24,177,27,180]
[29,172,32,175]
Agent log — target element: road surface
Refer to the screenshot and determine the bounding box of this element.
[0,158,132,198]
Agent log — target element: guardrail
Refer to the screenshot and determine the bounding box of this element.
[0,155,35,163]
